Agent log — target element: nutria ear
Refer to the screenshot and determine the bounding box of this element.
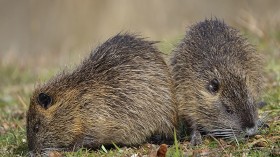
[37,93,52,109]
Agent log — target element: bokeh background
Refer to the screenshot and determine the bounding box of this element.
[0,0,280,155]
[1,0,280,69]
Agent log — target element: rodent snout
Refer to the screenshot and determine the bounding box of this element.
[245,126,258,137]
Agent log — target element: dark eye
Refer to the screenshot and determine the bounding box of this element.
[207,79,220,93]
[38,93,52,109]
[33,121,40,133]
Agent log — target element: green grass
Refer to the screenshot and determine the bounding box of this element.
[0,31,280,157]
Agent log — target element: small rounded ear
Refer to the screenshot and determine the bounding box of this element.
[37,93,52,109]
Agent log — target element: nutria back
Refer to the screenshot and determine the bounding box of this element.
[27,34,177,154]
[170,19,263,145]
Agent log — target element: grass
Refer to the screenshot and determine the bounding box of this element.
[0,30,279,157]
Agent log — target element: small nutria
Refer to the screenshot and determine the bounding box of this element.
[170,19,264,145]
[27,33,177,155]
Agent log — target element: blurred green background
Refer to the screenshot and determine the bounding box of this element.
[1,0,279,69]
[0,0,279,156]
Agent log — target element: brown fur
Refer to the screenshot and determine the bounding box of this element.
[27,33,177,154]
[170,19,263,145]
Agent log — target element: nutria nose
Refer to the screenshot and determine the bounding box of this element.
[242,121,257,136]
[245,126,257,137]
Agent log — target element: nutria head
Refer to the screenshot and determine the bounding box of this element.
[27,77,86,154]
[171,19,263,143]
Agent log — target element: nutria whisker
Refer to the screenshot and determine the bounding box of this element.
[41,148,65,152]
[208,128,238,138]
[210,128,236,132]
[209,133,234,137]
[210,131,234,136]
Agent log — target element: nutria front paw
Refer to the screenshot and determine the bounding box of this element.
[190,130,202,145]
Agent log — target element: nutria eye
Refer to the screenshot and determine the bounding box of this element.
[208,79,220,93]
[38,93,52,109]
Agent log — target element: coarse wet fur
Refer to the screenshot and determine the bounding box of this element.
[170,19,264,145]
[27,33,177,155]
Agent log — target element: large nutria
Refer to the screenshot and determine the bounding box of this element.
[170,19,264,145]
[27,33,177,155]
